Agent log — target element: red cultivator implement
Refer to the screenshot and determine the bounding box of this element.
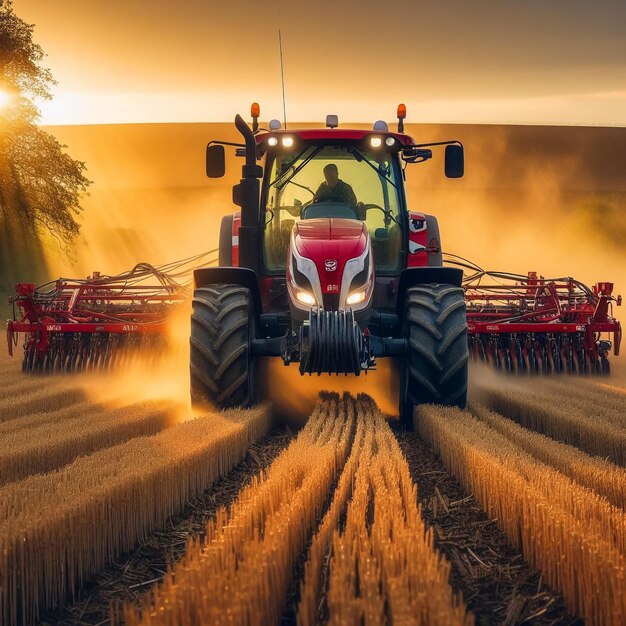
[6,253,216,373]
[6,247,621,379]
[457,261,622,375]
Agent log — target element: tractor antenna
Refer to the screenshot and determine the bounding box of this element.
[279,29,287,129]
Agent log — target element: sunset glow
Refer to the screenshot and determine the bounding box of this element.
[13,0,626,127]
[37,88,626,127]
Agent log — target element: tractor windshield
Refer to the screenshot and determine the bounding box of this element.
[263,145,403,273]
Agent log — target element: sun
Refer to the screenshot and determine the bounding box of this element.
[0,89,12,110]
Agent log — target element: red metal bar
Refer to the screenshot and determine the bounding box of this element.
[8,321,168,334]
[467,321,621,333]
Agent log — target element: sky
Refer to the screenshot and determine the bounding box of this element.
[12,0,626,126]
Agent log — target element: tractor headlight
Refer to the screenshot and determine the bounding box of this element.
[295,290,316,306]
[340,250,372,311]
[346,289,367,306]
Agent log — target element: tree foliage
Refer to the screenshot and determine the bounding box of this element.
[0,0,90,248]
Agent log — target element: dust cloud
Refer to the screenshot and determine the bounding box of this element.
[259,358,399,424]
[30,122,626,415]
[405,123,626,320]
[76,299,197,423]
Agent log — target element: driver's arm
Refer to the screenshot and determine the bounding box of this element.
[345,184,357,207]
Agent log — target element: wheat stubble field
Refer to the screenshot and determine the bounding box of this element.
[1,347,626,626]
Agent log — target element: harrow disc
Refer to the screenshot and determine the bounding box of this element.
[512,338,524,374]
[21,344,33,372]
[52,351,63,374]
[18,331,167,376]
[468,331,611,377]
[548,339,561,374]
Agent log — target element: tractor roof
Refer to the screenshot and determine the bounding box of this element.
[255,128,415,146]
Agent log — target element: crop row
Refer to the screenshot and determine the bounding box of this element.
[477,385,626,466]
[469,401,626,509]
[125,393,353,625]
[542,378,626,428]
[0,376,48,400]
[0,385,87,423]
[416,404,626,626]
[321,397,471,626]
[0,404,270,625]
[0,399,180,485]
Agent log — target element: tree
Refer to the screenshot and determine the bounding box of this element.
[0,0,89,255]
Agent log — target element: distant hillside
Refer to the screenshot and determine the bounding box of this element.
[48,122,626,192]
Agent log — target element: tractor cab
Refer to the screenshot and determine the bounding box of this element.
[194,105,469,426]
[258,134,407,278]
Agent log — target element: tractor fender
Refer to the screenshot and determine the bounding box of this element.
[218,214,234,266]
[193,267,262,319]
[425,215,443,267]
[396,267,464,315]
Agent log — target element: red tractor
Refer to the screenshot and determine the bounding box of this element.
[190,105,468,426]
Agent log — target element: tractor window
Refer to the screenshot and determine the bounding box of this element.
[263,145,403,273]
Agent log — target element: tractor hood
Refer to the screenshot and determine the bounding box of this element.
[293,218,368,280]
[289,218,373,311]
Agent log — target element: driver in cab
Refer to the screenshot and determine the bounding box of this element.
[314,163,357,207]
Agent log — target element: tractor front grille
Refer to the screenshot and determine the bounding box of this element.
[322,294,340,311]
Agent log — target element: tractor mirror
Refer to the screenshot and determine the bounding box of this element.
[445,144,464,178]
[206,144,226,178]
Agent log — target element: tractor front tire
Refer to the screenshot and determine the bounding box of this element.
[400,284,468,429]
[190,284,256,409]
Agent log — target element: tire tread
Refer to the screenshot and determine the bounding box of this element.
[190,283,254,408]
[402,283,469,426]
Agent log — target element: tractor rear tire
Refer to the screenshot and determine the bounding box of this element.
[400,283,468,429]
[190,284,256,409]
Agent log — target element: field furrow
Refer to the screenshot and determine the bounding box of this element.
[0,400,180,485]
[125,395,472,626]
[397,431,574,624]
[40,429,294,626]
[0,404,270,626]
[416,405,626,626]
